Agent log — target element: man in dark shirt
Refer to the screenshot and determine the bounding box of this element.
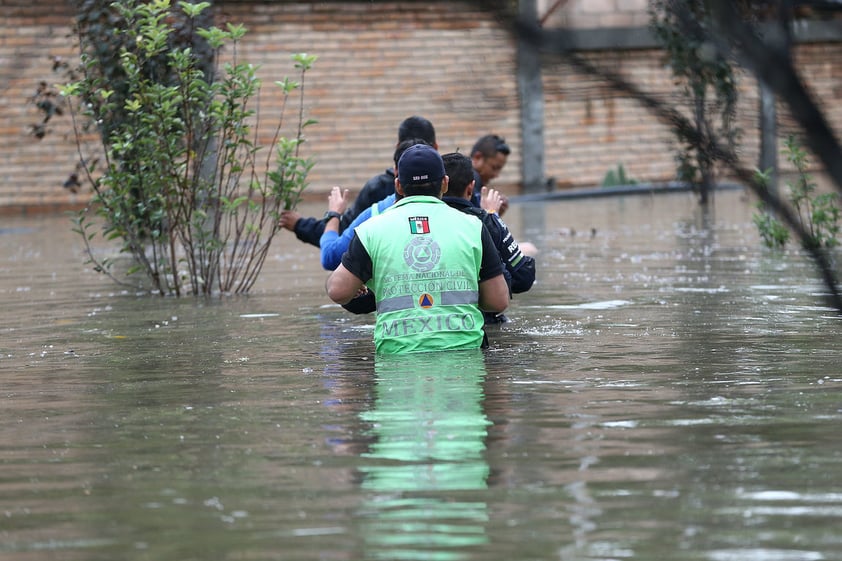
[442,152,536,323]
[280,116,437,247]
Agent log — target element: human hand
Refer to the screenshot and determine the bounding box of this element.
[481,186,504,214]
[498,193,509,217]
[328,186,350,214]
[279,209,301,231]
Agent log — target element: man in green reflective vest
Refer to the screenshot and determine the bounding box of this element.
[326,144,509,354]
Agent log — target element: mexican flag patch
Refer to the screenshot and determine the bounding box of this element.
[408,216,430,234]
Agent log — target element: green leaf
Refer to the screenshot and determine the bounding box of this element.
[292,52,317,70]
[179,1,211,18]
[226,22,247,40]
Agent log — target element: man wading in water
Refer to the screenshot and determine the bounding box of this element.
[326,144,509,354]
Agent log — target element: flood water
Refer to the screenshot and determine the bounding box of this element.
[2,189,841,561]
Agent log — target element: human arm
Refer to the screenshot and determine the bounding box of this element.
[490,215,536,294]
[477,225,509,313]
[479,274,509,313]
[326,234,373,305]
[509,256,536,294]
[340,288,376,315]
[323,186,350,235]
[326,264,366,305]
[320,205,374,270]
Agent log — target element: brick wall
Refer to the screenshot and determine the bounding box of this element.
[0,2,80,213]
[215,1,522,197]
[1,1,841,214]
[539,0,651,28]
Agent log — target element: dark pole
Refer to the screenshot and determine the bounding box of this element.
[758,3,793,201]
[759,81,779,197]
[517,0,547,194]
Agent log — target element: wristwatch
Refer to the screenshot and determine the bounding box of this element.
[323,210,341,222]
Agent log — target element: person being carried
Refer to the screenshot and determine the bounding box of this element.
[280,116,437,247]
[441,152,536,323]
[326,144,509,354]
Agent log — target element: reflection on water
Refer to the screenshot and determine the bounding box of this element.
[358,351,491,559]
[2,190,842,561]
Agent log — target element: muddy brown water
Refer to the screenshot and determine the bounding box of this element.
[2,189,841,561]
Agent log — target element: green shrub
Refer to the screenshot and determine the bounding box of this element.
[753,135,839,250]
[601,163,637,187]
[649,0,740,204]
[62,0,317,296]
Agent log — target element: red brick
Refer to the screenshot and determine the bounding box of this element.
[2,2,841,211]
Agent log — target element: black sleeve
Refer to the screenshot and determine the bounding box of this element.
[340,232,373,284]
[488,214,536,294]
[478,225,505,282]
[510,256,536,294]
[293,216,326,247]
[344,192,372,225]
[346,174,392,222]
[341,289,376,314]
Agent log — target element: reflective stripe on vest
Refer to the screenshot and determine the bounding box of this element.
[378,289,479,313]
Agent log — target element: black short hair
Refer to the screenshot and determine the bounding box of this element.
[398,116,436,145]
[402,181,442,198]
[442,152,474,198]
[394,138,431,167]
[470,134,510,158]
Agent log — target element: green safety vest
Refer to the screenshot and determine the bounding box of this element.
[356,196,485,354]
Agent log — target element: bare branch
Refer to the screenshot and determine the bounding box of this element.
[512,17,842,312]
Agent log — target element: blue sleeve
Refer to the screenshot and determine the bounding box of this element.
[319,206,374,270]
